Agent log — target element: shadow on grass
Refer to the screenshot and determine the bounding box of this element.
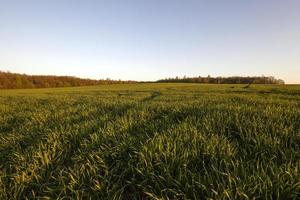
[141,91,162,102]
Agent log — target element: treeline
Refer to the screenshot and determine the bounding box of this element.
[0,71,286,89]
[157,75,285,84]
[0,71,136,89]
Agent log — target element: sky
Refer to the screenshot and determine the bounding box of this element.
[0,0,299,83]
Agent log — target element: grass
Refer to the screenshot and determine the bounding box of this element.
[0,83,300,199]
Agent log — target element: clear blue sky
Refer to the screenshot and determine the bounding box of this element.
[0,0,299,83]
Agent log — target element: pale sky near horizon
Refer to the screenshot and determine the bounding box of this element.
[0,0,299,83]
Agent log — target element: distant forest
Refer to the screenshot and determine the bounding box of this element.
[0,71,136,89]
[0,71,285,89]
[158,75,285,84]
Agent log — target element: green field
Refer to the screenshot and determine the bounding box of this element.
[0,83,300,199]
